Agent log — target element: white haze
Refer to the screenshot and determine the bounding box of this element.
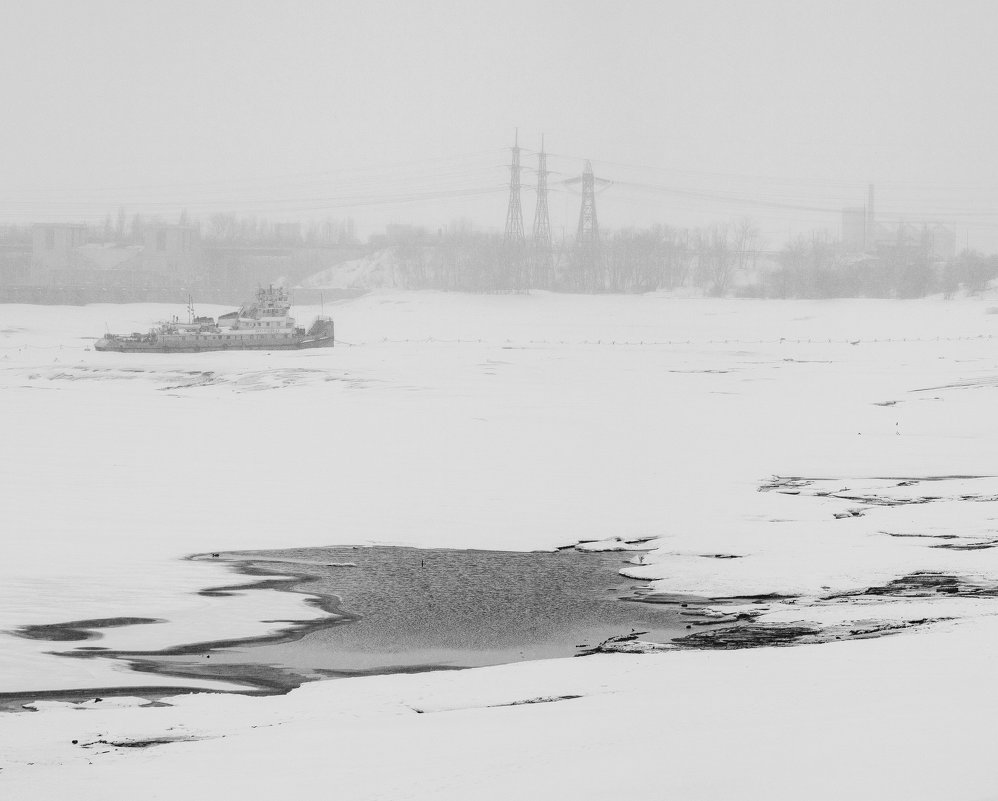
[2,0,997,248]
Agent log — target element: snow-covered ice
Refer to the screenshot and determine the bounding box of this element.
[4,291,998,798]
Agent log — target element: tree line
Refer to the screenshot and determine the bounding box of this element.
[385,219,762,295]
[3,213,995,299]
[749,233,998,299]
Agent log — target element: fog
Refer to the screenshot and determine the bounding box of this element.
[2,0,997,250]
[7,5,998,800]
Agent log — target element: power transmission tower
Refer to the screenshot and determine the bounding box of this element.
[532,135,551,249]
[497,129,527,292]
[504,129,524,244]
[531,134,552,288]
[576,160,599,246]
[575,160,602,291]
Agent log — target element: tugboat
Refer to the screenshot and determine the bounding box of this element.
[94,286,335,352]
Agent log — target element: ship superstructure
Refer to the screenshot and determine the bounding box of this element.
[95,287,335,352]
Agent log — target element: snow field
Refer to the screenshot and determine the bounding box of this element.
[4,291,998,798]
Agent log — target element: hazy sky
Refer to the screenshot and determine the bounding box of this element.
[3,0,997,248]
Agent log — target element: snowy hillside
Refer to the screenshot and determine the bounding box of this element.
[297,247,403,290]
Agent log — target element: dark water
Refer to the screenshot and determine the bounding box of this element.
[12,545,709,701]
[156,545,694,683]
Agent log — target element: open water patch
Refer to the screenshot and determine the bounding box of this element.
[7,546,971,708]
[168,545,703,685]
[21,545,717,699]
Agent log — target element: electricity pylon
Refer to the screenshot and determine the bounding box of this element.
[575,160,602,291]
[530,135,553,287]
[504,129,524,244]
[532,135,551,249]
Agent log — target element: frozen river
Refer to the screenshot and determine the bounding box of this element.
[5,292,998,800]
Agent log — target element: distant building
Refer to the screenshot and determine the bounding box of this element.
[142,224,202,287]
[840,186,956,261]
[876,221,922,252]
[22,222,205,300]
[0,228,32,287]
[31,223,88,282]
[32,224,146,289]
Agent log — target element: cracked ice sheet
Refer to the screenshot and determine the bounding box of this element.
[752,596,998,627]
[5,618,998,800]
[628,491,998,599]
[671,484,998,599]
[0,554,330,693]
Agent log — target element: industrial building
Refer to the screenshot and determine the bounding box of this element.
[840,185,956,260]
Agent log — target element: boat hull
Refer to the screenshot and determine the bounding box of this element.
[92,289,335,353]
[94,335,335,353]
